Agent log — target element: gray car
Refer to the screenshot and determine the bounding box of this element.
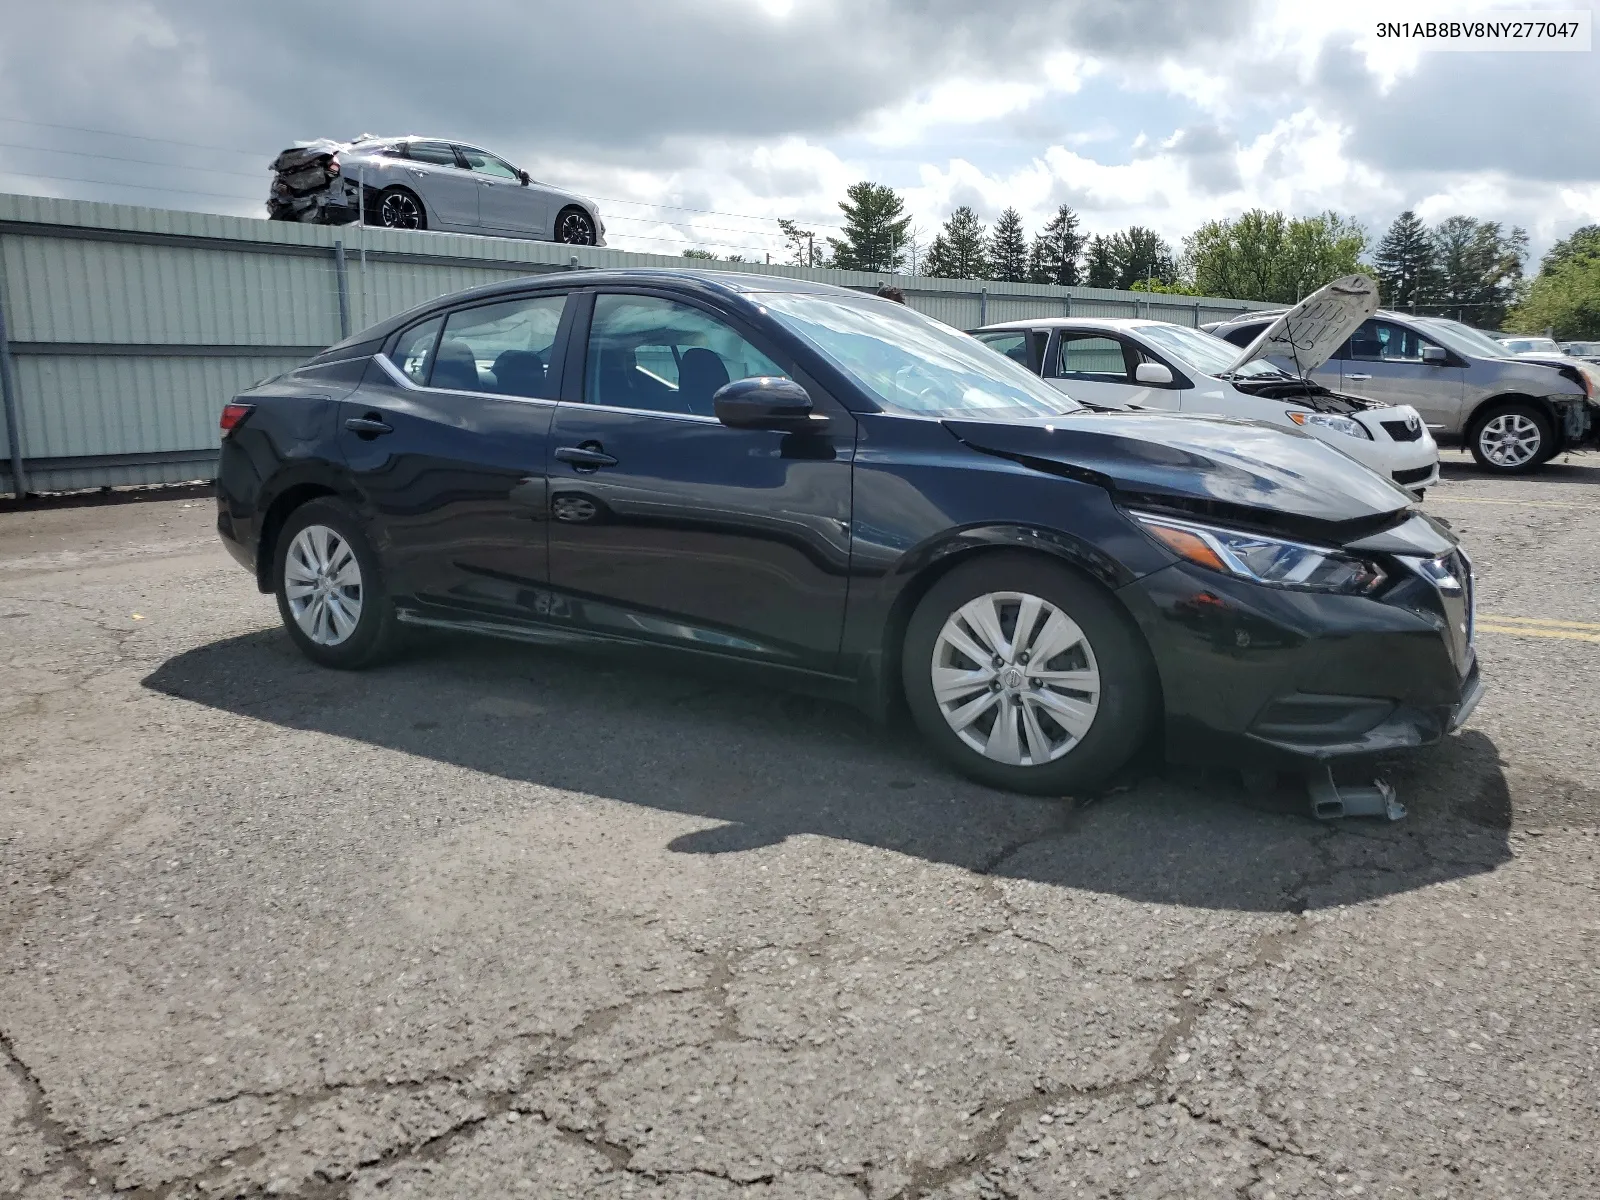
[267,135,605,245]
[1205,308,1597,473]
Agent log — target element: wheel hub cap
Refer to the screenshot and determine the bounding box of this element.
[284,524,363,646]
[1482,413,1539,465]
[930,590,1102,767]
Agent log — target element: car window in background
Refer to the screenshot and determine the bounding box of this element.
[434,294,568,397]
[393,316,444,385]
[1056,334,1129,382]
[759,292,1078,420]
[1347,318,1438,362]
[459,148,521,180]
[1137,321,1283,378]
[973,331,1031,366]
[586,295,787,417]
[1501,337,1560,354]
[407,141,460,167]
[1413,318,1514,359]
[1217,320,1269,347]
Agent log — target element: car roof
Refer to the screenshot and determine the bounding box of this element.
[972,317,1171,333]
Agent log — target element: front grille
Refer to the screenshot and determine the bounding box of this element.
[1393,465,1433,485]
[1381,419,1424,441]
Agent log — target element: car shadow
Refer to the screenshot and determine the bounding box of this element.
[142,630,1513,915]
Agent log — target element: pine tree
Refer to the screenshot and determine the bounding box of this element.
[1027,204,1084,286]
[1083,235,1117,288]
[1373,211,1441,310]
[923,206,991,279]
[988,207,1028,282]
[1431,216,1528,326]
[1106,226,1176,290]
[826,182,911,273]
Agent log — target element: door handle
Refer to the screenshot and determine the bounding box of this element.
[1345,373,1372,381]
[344,416,393,436]
[554,444,618,470]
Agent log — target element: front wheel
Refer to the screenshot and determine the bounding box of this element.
[901,554,1156,795]
[274,499,402,669]
[1468,402,1551,473]
[554,206,596,245]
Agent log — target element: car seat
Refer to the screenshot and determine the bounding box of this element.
[492,350,546,398]
[430,339,481,391]
[677,347,731,416]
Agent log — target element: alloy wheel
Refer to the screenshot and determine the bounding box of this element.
[930,590,1101,767]
[284,525,363,646]
[1478,412,1541,467]
[557,210,595,244]
[380,193,422,229]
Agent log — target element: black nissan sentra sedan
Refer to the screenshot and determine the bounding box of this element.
[215,270,1482,794]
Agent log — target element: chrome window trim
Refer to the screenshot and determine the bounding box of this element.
[373,351,558,407]
[575,399,721,424]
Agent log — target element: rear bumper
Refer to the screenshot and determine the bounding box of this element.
[1119,560,1481,769]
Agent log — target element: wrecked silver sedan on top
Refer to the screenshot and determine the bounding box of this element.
[267,135,605,245]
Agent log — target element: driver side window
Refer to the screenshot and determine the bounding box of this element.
[584,295,786,417]
[1056,334,1132,383]
[1347,319,1436,363]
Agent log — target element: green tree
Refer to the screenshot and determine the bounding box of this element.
[1027,204,1084,286]
[1509,227,1600,338]
[777,217,825,267]
[827,182,911,272]
[681,248,716,259]
[1184,209,1367,303]
[1430,216,1528,326]
[988,207,1028,282]
[1373,211,1442,310]
[1106,226,1176,290]
[923,206,990,279]
[1083,235,1117,288]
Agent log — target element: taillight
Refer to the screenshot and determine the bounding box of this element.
[220,403,254,433]
[327,157,341,176]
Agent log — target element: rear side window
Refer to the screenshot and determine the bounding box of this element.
[393,317,443,385]
[434,294,568,397]
[1056,334,1131,382]
[973,331,1031,368]
[407,141,460,167]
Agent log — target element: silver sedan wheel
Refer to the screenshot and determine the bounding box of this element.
[1479,412,1541,467]
[556,209,595,245]
[284,525,363,646]
[931,590,1101,767]
[380,192,422,229]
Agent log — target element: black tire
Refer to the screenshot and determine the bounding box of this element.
[1467,401,1552,474]
[273,498,402,669]
[554,206,596,245]
[900,553,1156,795]
[373,186,427,231]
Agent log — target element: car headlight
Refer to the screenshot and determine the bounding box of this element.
[1133,513,1387,595]
[1288,411,1371,439]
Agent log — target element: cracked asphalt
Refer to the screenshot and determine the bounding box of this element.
[2,453,1597,1200]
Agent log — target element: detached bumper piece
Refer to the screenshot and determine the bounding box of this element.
[1308,767,1405,822]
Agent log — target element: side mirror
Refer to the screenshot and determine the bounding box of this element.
[518,170,530,186]
[1135,361,1174,385]
[1421,346,1449,365]
[714,377,825,431]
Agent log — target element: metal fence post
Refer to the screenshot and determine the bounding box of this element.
[1193,302,1202,329]
[979,287,988,326]
[333,239,351,340]
[0,265,25,500]
[1063,294,1072,317]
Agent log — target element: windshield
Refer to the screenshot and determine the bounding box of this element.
[1134,321,1286,378]
[1413,317,1516,360]
[756,292,1080,419]
[1501,337,1560,354]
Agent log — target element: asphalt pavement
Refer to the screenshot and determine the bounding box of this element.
[1,452,1596,1199]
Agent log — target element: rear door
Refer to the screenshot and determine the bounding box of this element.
[457,145,546,235]
[401,141,480,229]
[1338,318,1464,430]
[543,290,855,671]
[339,292,572,616]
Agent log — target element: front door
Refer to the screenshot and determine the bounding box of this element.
[1337,318,1465,430]
[1047,331,1179,411]
[402,141,480,229]
[457,146,546,235]
[545,291,855,671]
[339,292,572,616]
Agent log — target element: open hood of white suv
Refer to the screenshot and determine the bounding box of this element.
[1225,274,1379,376]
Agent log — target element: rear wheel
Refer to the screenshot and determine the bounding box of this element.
[1468,401,1551,473]
[373,186,426,230]
[555,206,596,245]
[274,499,401,669]
[901,554,1156,795]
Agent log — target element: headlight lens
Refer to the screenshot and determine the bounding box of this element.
[1134,513,1387,595]
[1289,411,1372,439]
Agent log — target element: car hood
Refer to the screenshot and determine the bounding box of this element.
[1225,274,1378,375]
[944,411,1415,535]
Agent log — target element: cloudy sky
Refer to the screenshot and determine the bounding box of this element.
[0,0,1596,264]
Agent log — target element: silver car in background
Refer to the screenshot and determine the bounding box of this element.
[268,135,605,245]
[1560,340,1600,364]
[1205,308,1597,473]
